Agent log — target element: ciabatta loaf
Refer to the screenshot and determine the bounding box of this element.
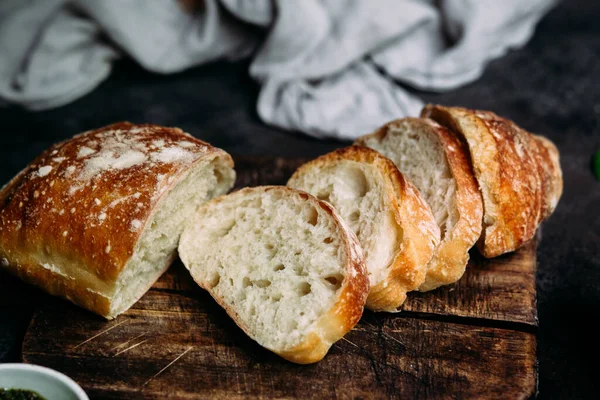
[178,186,369,364]
[288,146,440,310]
[0,122,235,319]
[422,105,562,257]
[356,119,483,291]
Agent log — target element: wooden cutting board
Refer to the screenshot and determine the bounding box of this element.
[22,156,538,399]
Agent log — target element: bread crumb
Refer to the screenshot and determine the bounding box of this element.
[94,198,101,205]
[38,165,53,177]
[33,191,39,198]
[52,157,66,163]
[1,258,8,267]
[98,213,106,221]
[105,242,111,253]
[59,209,64,215]
[70,207,76,213]
[62,231,68,237]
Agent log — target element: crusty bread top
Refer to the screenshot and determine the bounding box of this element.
[0,122,233,285]
[422,105,559,257]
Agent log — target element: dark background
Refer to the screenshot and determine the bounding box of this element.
[0,0,598,398]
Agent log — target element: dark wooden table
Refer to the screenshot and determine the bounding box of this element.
[0,0,598,398]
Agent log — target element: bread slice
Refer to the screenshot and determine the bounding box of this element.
[287,146,440,309]
[0,122,235,319]
[421,105,559,257]
[356,119,483,291]
[178,186,369,364]
[531,134,563,221]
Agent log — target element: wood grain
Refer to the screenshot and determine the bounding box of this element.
[21,156,538,399]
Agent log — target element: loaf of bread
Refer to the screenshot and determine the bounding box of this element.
[178,186,369,364]
[355,119,483,291]
[0,122,235,319]
[287,146,440,310]
[422,105,563,257]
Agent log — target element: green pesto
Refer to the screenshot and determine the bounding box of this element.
[0,389,47,400]
[594,150,600,181]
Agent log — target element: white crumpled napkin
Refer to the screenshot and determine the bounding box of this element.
[0,0,556,139]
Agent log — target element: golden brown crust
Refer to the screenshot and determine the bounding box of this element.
[288,146,440,311]
[357,118,484,291]
[422,105,555,258]
[0,122,233,318]
[531,134,563,220]
[186,186,368,364]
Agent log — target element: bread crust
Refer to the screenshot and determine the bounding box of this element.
[288,146,440,310]
[531,134,563,220]
[422,105,559,257]
[0,122,234,318]
[356,119,483,291]
[182,186,369,364]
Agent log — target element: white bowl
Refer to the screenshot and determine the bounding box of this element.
[0,364,88,400]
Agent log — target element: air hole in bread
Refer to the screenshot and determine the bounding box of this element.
[243,277,253,288]
[297,282,311,296]
[207,272,221,288]
[217,220,236,237]
[324,273,343,290]
[265,243,274,250]
[350,168,369,197]
[306,207,318,226]
[323,237,333,244]
[294,250,301,256]
[317,191,331,202]
[273,264,285,272]
[256,279,271,288]
[349,211,360,223]
[295,266,308,277]
[272,293,282,302]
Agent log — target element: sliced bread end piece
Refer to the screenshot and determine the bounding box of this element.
[532,134,563,221]
[356,118,483,291]
[422,105,546,258]
[288,146,440,310]
[178,186,368,364]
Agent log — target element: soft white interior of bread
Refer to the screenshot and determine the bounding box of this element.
[179,188,348,351]
[363,122,458,240]
[108,156,234,318]
[288,161,399,287]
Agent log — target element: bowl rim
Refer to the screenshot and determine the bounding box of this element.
[0,363,89,400]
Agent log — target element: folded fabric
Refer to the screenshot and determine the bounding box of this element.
[0,0,556,139]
